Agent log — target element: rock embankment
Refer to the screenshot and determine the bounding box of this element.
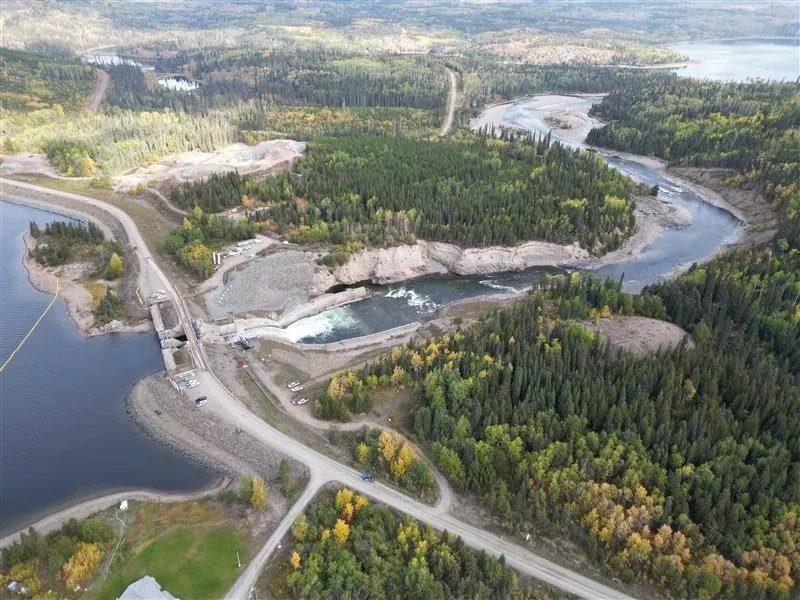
[127,375,302,483]
[311,239,590,294]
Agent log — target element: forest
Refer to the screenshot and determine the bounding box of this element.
[1,518,116,595]
[269,489,571,600]
[103,49,449,114]
[315,273,800,599]
[165,205,261,279]
[170,134,641,254]
[0,47,95,115]
[28,220,106,267]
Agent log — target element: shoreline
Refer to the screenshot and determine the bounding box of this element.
[0,478,229,548]
[21,232,153,337]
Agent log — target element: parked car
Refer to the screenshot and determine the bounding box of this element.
[194,396,208,407]
[297,397,310,405]
[287,380,300,388]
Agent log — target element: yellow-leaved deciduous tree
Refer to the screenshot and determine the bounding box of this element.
[333,519,350,544]
[9,560,42,595]
[242,194,254,210]
[396,521,421,554]
[251,477,267,510]
[106,252,124,279]
[62,542,103,587]
[182,216,193,230]
[335,488,354,514]
[391,442,415,480]
[292,513,308,541]
[624,531,653,570]
[409,351,424,375]
[342,503,354,523]
[355,442,370,465]
[320,529,331,542]
[290,551,302,570]
[327,375,345,400]
[600,305,613,319]
[354,495,368,512]
[192,205,205,223]
[390,365,407,386]
[378,430,398,463]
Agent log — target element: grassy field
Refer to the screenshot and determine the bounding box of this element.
[87,500,248,600]
[96,526,243,599]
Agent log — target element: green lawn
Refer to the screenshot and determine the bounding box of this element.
[95,526,243,600]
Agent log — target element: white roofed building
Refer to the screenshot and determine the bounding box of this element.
[118,576,178,600]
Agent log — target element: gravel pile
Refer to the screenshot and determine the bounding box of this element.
[212,251,318,317]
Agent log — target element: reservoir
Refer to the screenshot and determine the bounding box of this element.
[0,201,212,535]
[666,40,799,81]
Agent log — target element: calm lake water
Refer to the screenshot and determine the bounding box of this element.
[666,40,799,81]
[0,201,212,535]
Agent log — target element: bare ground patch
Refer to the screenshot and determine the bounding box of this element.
[114,140,305,192]
[581,315,694,357]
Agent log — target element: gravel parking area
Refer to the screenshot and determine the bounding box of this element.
[209,250,320,318]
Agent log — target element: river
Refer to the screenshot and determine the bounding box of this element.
[0,200,213,535]
[288,94,742,344]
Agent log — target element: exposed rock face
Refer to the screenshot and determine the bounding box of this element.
[311,239,590,294]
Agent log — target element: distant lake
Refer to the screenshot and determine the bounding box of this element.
[0,201,212,535]
[666,40,799,81]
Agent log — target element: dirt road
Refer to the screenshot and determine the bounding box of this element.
[88,69,110,112]
[145,187,188,217]
[247,359,454,514]
[3,179,636,600]
[439,68,459,136]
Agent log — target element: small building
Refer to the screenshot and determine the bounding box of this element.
[118,576,178,600]
[119,500,128,512]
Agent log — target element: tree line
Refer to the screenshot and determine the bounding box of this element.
[1,518,115,595]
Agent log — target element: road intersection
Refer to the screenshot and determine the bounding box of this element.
[1,178,636,600]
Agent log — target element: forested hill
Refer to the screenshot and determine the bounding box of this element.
[104,49,449,113]
[319,275,800,598]
[171,134,642,253]
[0,48,95,114]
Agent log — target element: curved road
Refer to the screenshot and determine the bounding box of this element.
[0,178,636,600]
[247,360,454,514]
[439,68,459,136]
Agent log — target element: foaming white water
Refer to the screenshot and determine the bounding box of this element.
[385,286,439,310]
[284,308,360,343]
[479,280,530,294]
